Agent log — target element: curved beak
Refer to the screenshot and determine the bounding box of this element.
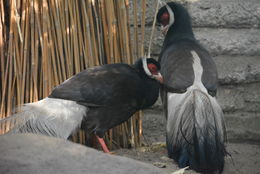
[153,72,164,84]
[161,25,169,36]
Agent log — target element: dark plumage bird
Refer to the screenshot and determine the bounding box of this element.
[1,58,163,153]
[156,2,227,173]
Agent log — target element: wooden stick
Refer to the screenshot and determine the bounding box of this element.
[140,0,146,57]
[147,0,160,57]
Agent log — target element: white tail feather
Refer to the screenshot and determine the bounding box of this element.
[166,51,226,172]
[167,88,225,146]
[0,98,87,139]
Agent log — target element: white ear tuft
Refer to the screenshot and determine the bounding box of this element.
[142,58,152,76]
[166,4,175,27]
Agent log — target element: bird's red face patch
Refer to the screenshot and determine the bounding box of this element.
[160,12,169,26]
[148,63,158,75]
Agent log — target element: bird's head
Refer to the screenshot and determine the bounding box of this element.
[156,2,175,35]
[134,58,163,84]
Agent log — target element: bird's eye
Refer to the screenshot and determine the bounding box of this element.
[160,12,169,26]
[147,63,158,74]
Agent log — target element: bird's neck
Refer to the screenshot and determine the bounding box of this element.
[141,78,160,109]
[163,9,195,49]
[132,61,159,109]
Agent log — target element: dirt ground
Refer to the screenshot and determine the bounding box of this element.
[113,110,260,174]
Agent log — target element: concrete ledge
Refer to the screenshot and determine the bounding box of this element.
[129,0,260,28]
[188,0,260,28]
[0,134,167,174]
[143,27,260,56]
[218,83,260,111]
[214,56,260,84]
[225,112,260,142]
[195,28,260,56]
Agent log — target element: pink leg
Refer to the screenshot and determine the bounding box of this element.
[96,135,110,153]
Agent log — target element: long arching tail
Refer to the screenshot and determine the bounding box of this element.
[166,87,227,173]
[0,98,87,139]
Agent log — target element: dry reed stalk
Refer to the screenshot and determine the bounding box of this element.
[135,0,147,146]
[125,0,132,64]
[50,0,66,83]
[99,0,109,64]
[0,0,6,135]
[132,4,139,147]
[91,1,102,64]
[0,0,4,72]
[147,0,160,57]
[87,0,99,66]
[133,0,138,58]
[140,0,146,57]
[0,0,4,120]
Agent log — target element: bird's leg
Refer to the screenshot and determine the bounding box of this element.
[96,135,110,153]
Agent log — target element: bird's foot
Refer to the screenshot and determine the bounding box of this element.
[96,136,110,153]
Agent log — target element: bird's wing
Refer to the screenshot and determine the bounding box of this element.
[198,48,218,96]
[160,41,218,96]
[49,64,142,107]
[160,44,194,93]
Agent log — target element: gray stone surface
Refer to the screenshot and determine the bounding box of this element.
[195,28,260,56]
[129,0,260,28]
[0,134,167,174]
[214,56,260,84]
[187,0,260,28]
[217,86,245,112]
[142,110,166,144]
[143,27,260,56]
[225,112,260,142]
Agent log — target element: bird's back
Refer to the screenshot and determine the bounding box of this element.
[49,64,142,106]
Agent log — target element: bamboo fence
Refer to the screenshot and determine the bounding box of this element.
[0,0,152,149]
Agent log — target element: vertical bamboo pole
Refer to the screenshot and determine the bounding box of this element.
[0,1,5,132]
[140,0,146,57]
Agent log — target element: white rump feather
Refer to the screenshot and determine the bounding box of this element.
[1,98,87,139]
